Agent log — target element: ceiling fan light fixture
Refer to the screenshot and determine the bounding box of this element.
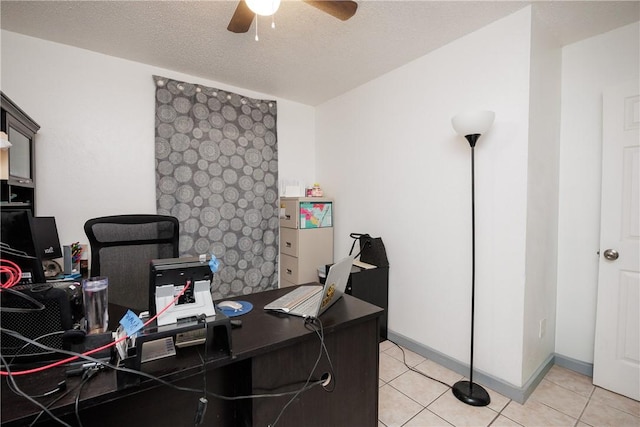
[245,0,281,16]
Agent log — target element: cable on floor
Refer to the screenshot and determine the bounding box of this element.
[388,340,452,389]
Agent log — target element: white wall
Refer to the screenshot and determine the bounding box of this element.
[315,8,533,386]
[0,30,316,249]
[521,8,562,383]
[556,22,640,363]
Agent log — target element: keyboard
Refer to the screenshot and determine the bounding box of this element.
[290,292,322,317]
[264,285,323,313]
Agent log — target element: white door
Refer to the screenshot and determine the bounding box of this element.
[593,80,640,400]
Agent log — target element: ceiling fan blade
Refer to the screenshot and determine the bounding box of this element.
[227,0,254,33]
[303,0,358,21]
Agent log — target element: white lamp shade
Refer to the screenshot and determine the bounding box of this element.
[451,111,495,136]
[245,0,281,16]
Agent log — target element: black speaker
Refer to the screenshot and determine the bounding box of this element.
[1,283,74,362]
[32,216,63,260]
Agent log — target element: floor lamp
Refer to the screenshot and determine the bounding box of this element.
[451,110,495,407]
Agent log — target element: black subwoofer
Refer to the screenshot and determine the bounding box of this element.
[1,283,74,362]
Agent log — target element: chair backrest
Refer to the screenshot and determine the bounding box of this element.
[84,215,179,312]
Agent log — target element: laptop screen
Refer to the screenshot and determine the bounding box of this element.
[317,254,355,316]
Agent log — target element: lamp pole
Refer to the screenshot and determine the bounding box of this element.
[450,111,494,407]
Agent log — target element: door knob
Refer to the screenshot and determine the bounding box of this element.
[603,249,619,261]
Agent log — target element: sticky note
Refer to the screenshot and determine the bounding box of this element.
[120,310,145,336]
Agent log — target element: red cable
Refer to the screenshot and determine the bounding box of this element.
[1,259,22,288]
[0,280,193,376]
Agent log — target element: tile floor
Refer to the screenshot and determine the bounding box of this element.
[378,340,640,427]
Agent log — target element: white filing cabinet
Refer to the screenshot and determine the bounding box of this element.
[279,197,334,287]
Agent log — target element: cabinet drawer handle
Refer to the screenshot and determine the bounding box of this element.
[285,215,291,220]
[285,242,292,248]
[286,269,292,275]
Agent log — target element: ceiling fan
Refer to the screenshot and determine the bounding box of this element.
[227,0,358,33]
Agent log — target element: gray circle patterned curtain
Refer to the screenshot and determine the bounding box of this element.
[153,76,279,298]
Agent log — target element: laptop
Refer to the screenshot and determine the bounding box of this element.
[264,255,355,318]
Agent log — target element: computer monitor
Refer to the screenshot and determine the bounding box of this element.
[0,210,46,284]
[32,216,63,260]
[1,210,38,256]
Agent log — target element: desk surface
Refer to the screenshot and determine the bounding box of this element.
[1,286,383,426]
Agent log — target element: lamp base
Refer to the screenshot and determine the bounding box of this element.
[452,380,491,407]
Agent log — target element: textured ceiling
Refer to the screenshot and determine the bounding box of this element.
[1,1,638,105]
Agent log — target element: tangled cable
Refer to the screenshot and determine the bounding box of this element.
[1,258,22,289]
[0,280,194,377]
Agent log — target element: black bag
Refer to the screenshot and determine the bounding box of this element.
[349,233,389,268]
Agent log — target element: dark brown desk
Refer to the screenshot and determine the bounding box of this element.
[1,287,382,426]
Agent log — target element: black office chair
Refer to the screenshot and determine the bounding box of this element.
[84,214,179,312]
